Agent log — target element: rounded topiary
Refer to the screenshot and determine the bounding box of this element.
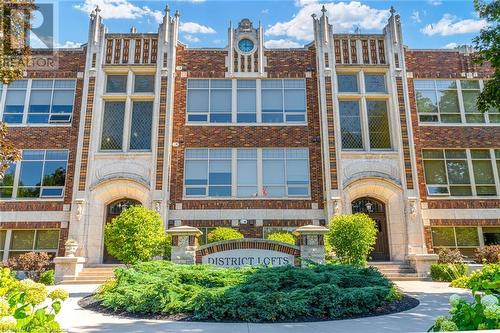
[266,231,296,245]
[207,227,244,243]
[104,205,166,265]
[326,213,377,267]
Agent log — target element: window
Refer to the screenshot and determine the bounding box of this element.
[337,74,359,93]
[423,149,499,197]
[482,227,500,245]
[184,148,310,198]
[100,102,125,150]
[364,74,386,93]
[414,79,498,124]
[9,229,59,258]
[367,100,391,149]
[106,75,127,93]
[0,163,16,198]
[339,101,362,149]
[186,79,307,124]
[129,101,153,150]
[3,80,27,124]
[134,75,155,93]
[431,227,479,257]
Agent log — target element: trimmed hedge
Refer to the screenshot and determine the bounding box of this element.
[207,227,244,243]
[96,261,393,322]
[266,231,296,245]
[430,264,467,282]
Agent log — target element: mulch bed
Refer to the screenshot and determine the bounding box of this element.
[78,294,419,323]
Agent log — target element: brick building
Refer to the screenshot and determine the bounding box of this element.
[0,6,498,264]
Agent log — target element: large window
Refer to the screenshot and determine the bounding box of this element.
[423,149,499,197]
[184,148,310,198]
[414,79,499,124]
[100,72,155,152]
[8,229,59,258]
[186,79,306,124]
[0,150,68,199]
[338,72,391,151]
[431,227,479,257]
[1,79,76,124]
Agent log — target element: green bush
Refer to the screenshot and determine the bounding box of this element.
[39,269,55,285]
[96,261,393,322]
[467,264,500,295]
[207,227,244,243]
[326,214,377,267]
[450,276,470,289]
[266,231,296,245]
[430,264,467,282]
[104,206,166,265]
[162,234,172,261]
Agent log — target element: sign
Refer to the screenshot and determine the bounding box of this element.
[201,249,295,268]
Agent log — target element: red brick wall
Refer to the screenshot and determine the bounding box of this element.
[169,46,324,218]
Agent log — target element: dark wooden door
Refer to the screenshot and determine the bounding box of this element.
[103,199,140,264]
[351,197,390,261]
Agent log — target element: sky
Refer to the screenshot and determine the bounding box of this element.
[35,0,486,50]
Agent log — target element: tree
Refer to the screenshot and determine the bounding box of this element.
[0,123,21,180]
[325,213,377,267]
[473,0,500,113]
[104,205,167,265]
[207,227,244,243]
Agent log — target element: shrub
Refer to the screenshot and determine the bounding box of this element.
[96,261,393,322]
[266,231,296,245]
[467,264,500,295]
[475,245,500,264]
[207,227,244,243]
[162,234,172,261]
[0,267,68,332]
[450,276,470,289]
[437,248,464,264]
[104,206,166,265]
[7,252,51,280]
[430,264,467,282]
[39,269,55,285]
[326,214,377,267]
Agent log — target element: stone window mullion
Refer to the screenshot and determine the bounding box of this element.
[256,79,262,123]
[21,80,32,124]
[231,80,237,123]
[465,149,477,196]
[11,156,22,199]
[123,71,134,151]
[3,230,12,261]
[456,80,467,124]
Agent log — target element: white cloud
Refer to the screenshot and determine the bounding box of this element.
[265,39,302,48]
[179,22,216,34]
[443,42,458,49]
[74,0,163,23]
[421,14,487,36]
[427,0,442,6]
[56,41,82,48]
[261,9,270,14]
[295,0,318,6]
[266,1,390,41]
[184,35,200,43]
[411,11,421,23]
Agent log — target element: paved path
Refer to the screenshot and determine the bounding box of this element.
[53,281,470,333]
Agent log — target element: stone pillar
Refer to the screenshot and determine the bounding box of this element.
[294,225,329,266]
[166,226,203,264]
[408,253,438,278]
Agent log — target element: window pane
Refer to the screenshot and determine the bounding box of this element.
[19,161,43,186]
[209,160,231,185]
[185,160,208,185]
[187,90,209,114]
[130,101,153,150]
[424,160,447,184]
[106,75,127,93]
[339,100,362,149]
[35,230,59,250]
[237,90,256,115]
[432,228,455,247]
[188,79,209,88]
[472,160,495,184]
[10,230,35,250]
[263,160,285,185]
[455,228,479,247]
[286,160,309,185]
[210,89,232,113]
[416,90,438,114]
[460,80,480,89]
[52,90,74,114]
[438,90,459,114]
[237,160,257,185]
[449,186,472,196]
[42,161,67,187]
[367,100,391,149]
[445,150,467,159]
[423,150,444,159]
[262,90,283,112]
[462,90,480,114]
[446,160,470,184]
[28,90,51,114]
[284,89,306,112]
[483,227,500,246]
[0,163,15,198]
[338,74,358,93]
[101,102,125,150]
[134,75,154,93]
[364,74,386,93]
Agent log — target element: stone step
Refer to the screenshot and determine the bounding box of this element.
[60,279,108,285]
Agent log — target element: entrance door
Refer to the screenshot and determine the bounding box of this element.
[351,197,390,261]
[103,198,141,264]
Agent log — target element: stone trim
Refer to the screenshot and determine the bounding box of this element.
[155,76,168,190]
[78,77,96,191]
[430,219,500,226]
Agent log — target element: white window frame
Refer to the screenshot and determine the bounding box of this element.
[183,148,311,199]
[99,70,155,152]
[414,79,499,125]
[422,148,500,198]
[0,79,76,126]
[0,229,60,261]
[186,78,308,125]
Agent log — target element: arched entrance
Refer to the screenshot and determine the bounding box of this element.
[103,198,141,264]
[352,197,390,261]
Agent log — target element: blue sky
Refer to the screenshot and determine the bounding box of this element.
[45,0,485,50]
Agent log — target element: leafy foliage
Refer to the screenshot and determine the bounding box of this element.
[266,231,296,245]
[467,264,500,295]
[475,245,500,264]
[326,214,377,267]
[0,123,21,180]
[0,267,68,332]
[437,248,465,264]
[207,227,244,244]
[39,269,55,286]
[7,252,50,281]
[96,261,393,322]
[430,264,467,282]
[104,206,166,265]
[473,0,500,113]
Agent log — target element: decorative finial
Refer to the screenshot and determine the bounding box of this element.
[175,10,180,17]
[165,4,170,13]
[311,13,317,19]
[95,5,100,13]
[390,6,396,15]
[321,5,327,14]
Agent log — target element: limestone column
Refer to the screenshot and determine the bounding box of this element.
[294,225,329,266]
[166,226,203,264]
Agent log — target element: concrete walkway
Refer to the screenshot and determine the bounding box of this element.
[53,281,470,333]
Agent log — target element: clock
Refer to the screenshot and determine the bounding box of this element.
[238,38,254,53]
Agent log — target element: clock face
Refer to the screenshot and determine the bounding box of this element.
[238,39,254,53]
